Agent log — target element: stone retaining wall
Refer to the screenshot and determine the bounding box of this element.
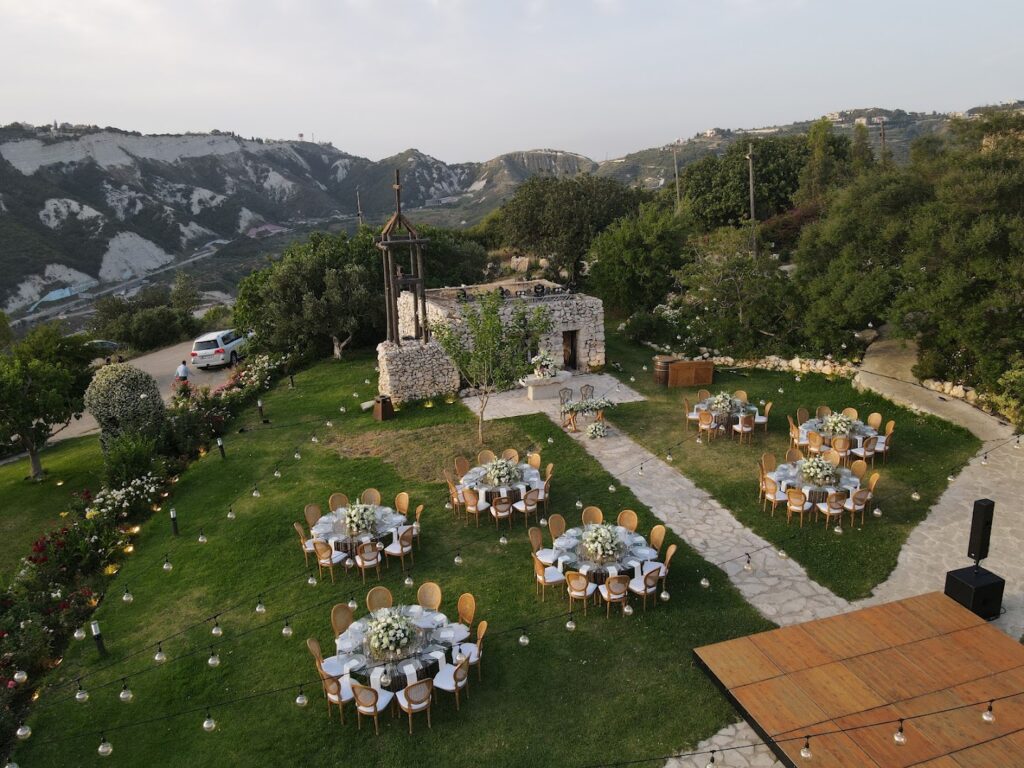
[376,340,460,404]
[640,342,857,377]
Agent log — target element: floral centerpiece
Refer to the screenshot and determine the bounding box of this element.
[586,422,608,439]
[709,392,734,414]
[341,503,378,535]
[580,523,623,563]
[483,458,522,486]
[530,351,559,379]
[821,413,853,435]
[365,608,416,660]
[801,457,839,487]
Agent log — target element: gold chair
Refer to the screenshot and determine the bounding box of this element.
[697,389,711,401]
[513,488,540,527]
[454,456,471,480]
[616,509,638,532]
[732,414,755,445]
[851,436,878,468]
[816,405,832,419]
[331,603,353,635]
[817,492,846,530]
[293,521,315,566]
[684,397,701,431]
[790,423,809,453]
[755,401,772,432]
[733,389,748,403]
[762,477,786,517]
[796,407,809,425]
[490,496,514,529]
[527,452,542,470]
[845,488,872,527]
[462,488,488,527]
[528,525,557,565]
[598,574,630,618]
[841,407,858,419]
[360,488,381,505]
[785,448,804,463]
[444,471,464,520]
[304,503,322,530]
[565,571,597,615]
[394,492,409,515]
[867,472,880,494]
[806,431,824,456]
[412,504,424,548]
[877,422,895,463]
[433,658,469,711]
[786,488,812,527]
[581,506,603,525]
[313,540,345,583]
[649,524,666,557]
[761,452,777,473]
[501,448,520,463]
[328,493,349,513]
[532,553,566,601]
[628,567,662,611]
[384,526,415,570]
[538,478,552,514]
[417,581,442,611]
[697,410,717,441]
[477,449,496,465]
[643,543,676,590]
[866,412,883,430]
[849,459,868,480]
[397,679,432,734]
[354,541,381,583]
[548,513,566,542]
[830,436,851,466]
[456,620,487,681]
[457,592,476,627]
[308,638,353,723]
[351,682,393,735]
[822,448,842,467]
[545,463,554,481]
[580,383,595,400]
[366,585,393,612]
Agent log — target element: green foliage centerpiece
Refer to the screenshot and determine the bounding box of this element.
[365,608,416,661]
[801,457,839,488]
[341,503,378,536]
[580,523,624,564]
[483,458,522,486]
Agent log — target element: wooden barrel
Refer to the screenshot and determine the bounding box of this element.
[653,355,677,387]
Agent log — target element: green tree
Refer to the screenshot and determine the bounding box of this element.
[234,229,382,359]
[433,291,550,443]
[795,118,852,206]
[586,202,691,314]
[850,123,875,176]
[170,271,201,315]
[0,324,95,479]
[495,175,647,282]
[0,311,11,349]
[418,225,489,287]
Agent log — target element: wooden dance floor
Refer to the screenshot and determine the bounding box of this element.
[695,593,1024,767]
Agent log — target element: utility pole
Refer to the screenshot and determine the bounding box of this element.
[356,189,364,228]
[672,144,681,213]
[745,142,757,256]
[879,119,888,165]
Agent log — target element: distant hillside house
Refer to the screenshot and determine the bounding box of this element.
[398,279,605,373]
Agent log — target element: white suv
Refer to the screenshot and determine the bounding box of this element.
[191,329,245,368]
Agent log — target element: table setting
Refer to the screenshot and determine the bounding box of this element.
[767,457,860,503]
[459,458,543,505]
[310,503,407,552]
[695,392,760,430]
[327,605,471,693]
[551,523,658,583]
[799,413,877,448]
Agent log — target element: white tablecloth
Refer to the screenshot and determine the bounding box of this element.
[457,462,543,500]
[767,461,860,498]
[310,505,406,548]
[799,418,877,449]
[552,525,658,580]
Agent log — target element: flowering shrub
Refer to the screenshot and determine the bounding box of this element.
[237,354,286,391]
[84,364,165,445]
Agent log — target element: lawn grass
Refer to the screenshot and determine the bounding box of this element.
[13,351,771,768]
[603,327,981,601]
[0,437,104,584]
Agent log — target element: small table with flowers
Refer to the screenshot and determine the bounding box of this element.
[767,458,860,505]
[799,414,877,449]
[327,605,470,693]
[696,393,760,433]
[459,459,543,505]
[310,504,407,555]
[551,524,658,584]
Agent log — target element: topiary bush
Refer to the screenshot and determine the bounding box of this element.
[83,364,165,449]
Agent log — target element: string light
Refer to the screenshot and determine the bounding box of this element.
[310,435,319,443]
[252,485,261,498]
[660,590,670,602]
[638,464,644,477]
[910,491,921,501]
[162,555,173,573]
[255,596,266,614]
[207,648,221,668]
[74,680,89,703]
[227,506,236,520]
[565,615,577,631]
[295,686,308,708]
[518,630,530,646]
[983,700,995,722]
[622,603,634,616]
[800,736,812,759]
[893,718,906,745]
[119,680,133,703]
[97,734,113,757]
[347,597,357,611]
[73,627,86,641]
[325,420,333,428]
[499,535,508,546]
[211,620,223,638]
[666,451,673,462]
[608,484,616,493]
[294,450,302,460]
[539,517,548,527]
[873,507,883,518]
[13,670,27,684]
[404,575,414,588]
[547,437,554,444]
[282,620,293,639]
[273,467,282,478]
[743,553,753,572]
[307,571,317,586]
[202,710,217,732]
[705,749,716,767]
[700,576,711,589]
[453,552,464,566]
[15,724,30,740]
[198,529,208,544]
[153,644,167,664]
[777,549,789,559]
[981,454,988,465]
[575,499,583,509]
[339,407,346,414]
[833,524,844,535]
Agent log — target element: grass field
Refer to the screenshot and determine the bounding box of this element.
[12,352,771,767]
[0,437,104,584]
[603,327,981,600]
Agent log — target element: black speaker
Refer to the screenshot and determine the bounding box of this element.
[967,498,995,562]
[944,566,1004,620]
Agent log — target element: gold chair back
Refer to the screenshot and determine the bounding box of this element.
[816,405,832,419]
[366,586,393,612]
[733,389,748,403]
[697,389,711,401]
[331,603,353,635]
[761,452,777,472]
[548,513,566,540]
[849,459,868,479]
[477,449,496,465]
[785,448,804,463]
[649,524,666,555]
[616,509,638,532]
[394,492,409,515]
[581,506,603,525]
[501,448,520,462]
[417,581,442,610]
[304,503,322,530]
[328,493,349,512]
[457,592,476,626]
[866,412,882,430]
[796,407,809,425]
[454,456,471,479]
[528,526,544,553]
[527,452,542,469]
[841,407,858,419]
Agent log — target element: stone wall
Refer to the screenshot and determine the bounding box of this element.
[376,340,460,404]
[640,341,857,377]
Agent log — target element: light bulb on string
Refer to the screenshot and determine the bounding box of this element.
[566,615,577,631]
[15,724,31,740]
[282,620,293,638]
[547,437,554,444]
[743,553,753,572]
[983,701,995,722]
[74,680,89,703]
[638,464,644,477]
[1014,436,1021,449]
[622,603,634,616]
[947,474,955,482]
[777,549,789,559]
[404,575,414,588]
[575,499,583,509]
[800,736,812,759]
[894,719,906,745]
[339,406,347,414]
[310,435,319,444]
[154,643,167,663]
[539,517,548,527]
[198,529,208,544]
[295,686,308,708]
[910,491,921,501]
[696,436,703,444]
[608,484,616,493]
[202,710,217,732]
[252,485,261,498]
[273,467,282,478]
[294,450,302,460]
[499,535,508,546]
[700,576,711,589]
[13,671,27,685]
[73,627,86,641]
[518,631,530,646]
[660,590,670,602]
[379,669,391,688]
[307,571,317,586]
[119,679,133,703]
[375,540,384,551]
[705,749,716,767]
[454,552,464,566]
[211,620,223,637]
[207,647,220,668]
[347,597,357,611]
[666,451,674,462]
[97,735,113,757]
[833,524,844,535]
[227,505,236,520]
[344,557,355,569]
[255,595,266,614]
[162,555,173,572]
[325,420,333,428]
[873,507,883,518]
[981,454,988,465]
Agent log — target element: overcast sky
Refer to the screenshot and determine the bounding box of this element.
[1,0,1020,163]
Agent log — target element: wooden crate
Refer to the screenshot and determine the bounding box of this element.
[667,360,714,387]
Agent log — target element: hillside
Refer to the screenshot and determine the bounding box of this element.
[0,105,986,315]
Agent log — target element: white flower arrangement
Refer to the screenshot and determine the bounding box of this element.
[580,523,623,562]
[586,422,609,439]
[530,351,559,378]
[821,413,853,435]
[564,398,615,414]
[341,503,378,535]
[483,458,522,486]
[801,457,839,487]
[710,392,734,413]
[365,608,415,659]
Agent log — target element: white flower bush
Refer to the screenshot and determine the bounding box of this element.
[580,523,623,562]
[586,422,609,439]
[341,503,378,535]
[801,457,839,487]
[483,458,522,486]
[85,472,161,520]
[821,413,853,434]
[366,608,415,659]
[237,354,286,391]
[84,364,165,442]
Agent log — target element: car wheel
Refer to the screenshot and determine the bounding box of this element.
[230,351,238,367]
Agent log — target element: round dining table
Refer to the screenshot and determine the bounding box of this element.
[551,524,658,583]
[326,605,470,693]
[799,418,877,449]
[767,460,860,504]
[310,505,407,553]
[459,462,543,505]
[695,397,761,431]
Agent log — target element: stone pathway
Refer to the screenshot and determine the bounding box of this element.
[665,722,780,768]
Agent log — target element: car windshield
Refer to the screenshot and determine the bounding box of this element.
[194,339,219,351]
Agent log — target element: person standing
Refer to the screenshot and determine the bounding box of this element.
[175,359,190,383]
